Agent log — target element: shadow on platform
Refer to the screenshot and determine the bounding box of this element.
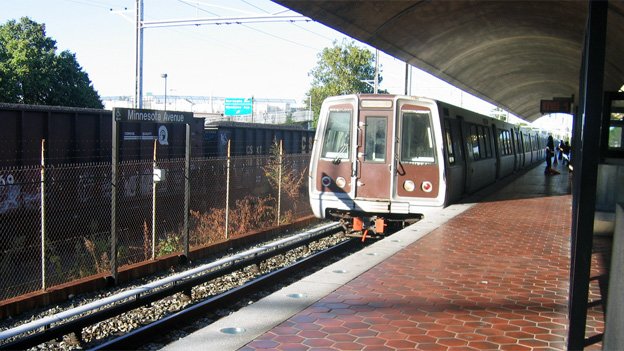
[460,161,572,204]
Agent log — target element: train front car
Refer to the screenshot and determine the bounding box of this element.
[309,94,446,236]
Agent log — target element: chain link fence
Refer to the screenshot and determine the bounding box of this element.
[0,149,312,301]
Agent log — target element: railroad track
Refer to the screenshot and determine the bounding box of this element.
[0,222,360,350]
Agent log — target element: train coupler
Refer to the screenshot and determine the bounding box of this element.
[345,216,387,240]
[353,217,364,231]
[374,218,387,234]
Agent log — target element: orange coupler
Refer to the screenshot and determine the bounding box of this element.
[353,217,364,231]
[374,218,386,234]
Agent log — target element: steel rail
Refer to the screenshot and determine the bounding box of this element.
[0,222,341,350]
[93,237,358,350]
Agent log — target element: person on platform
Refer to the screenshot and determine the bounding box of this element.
[545,135,560,175]
[557,139,565,163]
[562,140,571,166]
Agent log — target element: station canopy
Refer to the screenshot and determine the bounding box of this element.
[274,1,624,123]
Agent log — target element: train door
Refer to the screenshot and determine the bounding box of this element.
[355,109,392,200]
[393,101,444,206]
[492,124,502,179]
[442,117,465,204]
[511,128,519,171]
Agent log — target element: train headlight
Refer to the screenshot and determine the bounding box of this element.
[421,181,433,193]
[321,176,332,187]
[335,177,346,188]
[403,180,415,192]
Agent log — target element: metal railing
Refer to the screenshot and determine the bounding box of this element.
[0,142,312,301]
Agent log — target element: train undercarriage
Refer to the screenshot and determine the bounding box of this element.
[327,210,422,240]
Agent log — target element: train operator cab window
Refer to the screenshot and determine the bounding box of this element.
[364,116,387,162]
[400,111,436,163]
[321,110,351,160]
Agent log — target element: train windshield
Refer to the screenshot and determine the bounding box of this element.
[321,110,351,159]
[400,111,436,163]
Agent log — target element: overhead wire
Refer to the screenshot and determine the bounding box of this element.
[63,0,130,9]
[173,0,319,50]
[61,0,115,9]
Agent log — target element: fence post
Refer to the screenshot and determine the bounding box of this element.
[152,139,157,259]
[111,118,119,283]
[225,139,231,239]
[277,140,283,226]
[40,139,46,290]
[183,123,190,259]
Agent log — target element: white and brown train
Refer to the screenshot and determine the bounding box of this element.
[308,94,547,234]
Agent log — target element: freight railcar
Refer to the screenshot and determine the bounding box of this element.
[203,121,315,157]
[0,103,204,166]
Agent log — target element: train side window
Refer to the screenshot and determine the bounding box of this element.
[321,110,351,159]
[501,129,510,156]
[470,124,480,160]
[400,111,436,163]
[535,135,540,150]
[444,120,455,164]
[477,126,487,159]
[364,116,386,162]
[483,126,493,158]
[609,124,623,149]
[607,99,624,153]
[479,127,485,158]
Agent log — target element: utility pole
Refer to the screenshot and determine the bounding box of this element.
[134,0,144,108]
[374,49,379,94]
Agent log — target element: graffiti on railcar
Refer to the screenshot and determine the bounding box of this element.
[0,173,19,213]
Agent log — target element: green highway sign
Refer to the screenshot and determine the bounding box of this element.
[224,97,253,116]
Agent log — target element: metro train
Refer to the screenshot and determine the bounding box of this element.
[308,94,547,234]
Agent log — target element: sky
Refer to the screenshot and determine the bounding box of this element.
[0,0,566,128]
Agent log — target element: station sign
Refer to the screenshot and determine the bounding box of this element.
[540,97,573,114]
[224,97,253,116]
[113,107,194,124]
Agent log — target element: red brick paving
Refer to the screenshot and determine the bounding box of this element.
[242,168,608,350]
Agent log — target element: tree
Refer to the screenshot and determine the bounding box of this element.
[305,39,384,126]
[0,17,103,108]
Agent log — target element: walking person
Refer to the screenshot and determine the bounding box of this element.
[545,135,560,175]
[557,139,565,164]
[562,140,571,166]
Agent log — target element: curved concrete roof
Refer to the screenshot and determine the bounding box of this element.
[275,1,624,122]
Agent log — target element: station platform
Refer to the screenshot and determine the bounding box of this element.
[164,162,609,351]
